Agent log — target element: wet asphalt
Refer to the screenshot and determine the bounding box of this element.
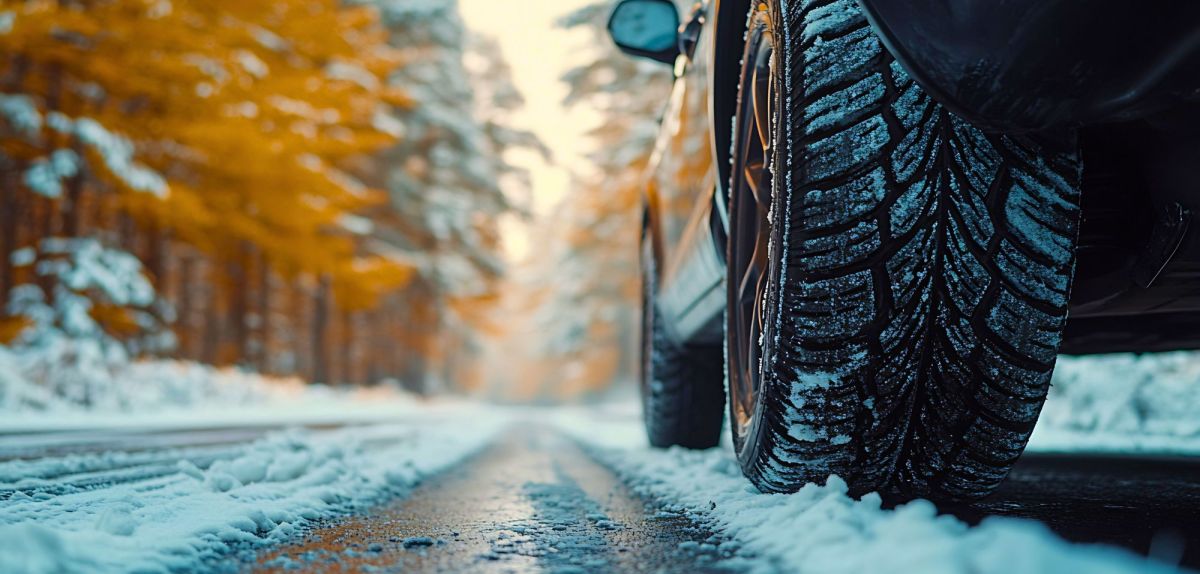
[248,428,739,573]
[947,452,1200,569]
[242,427,1200,573]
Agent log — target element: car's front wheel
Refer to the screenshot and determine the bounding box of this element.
[725,0,1082,501]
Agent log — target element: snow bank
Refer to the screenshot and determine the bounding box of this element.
[1041,353,1200,436]
[553,404,1181,574]
[0,408,508,574]
[0,352,431,433]
[1030,352,1200,454]
[0,347,67,412]
[0,351,297,414]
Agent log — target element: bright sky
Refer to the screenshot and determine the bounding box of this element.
[458,0,602,261]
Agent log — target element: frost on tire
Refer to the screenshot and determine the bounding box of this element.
[735,0,1082,501]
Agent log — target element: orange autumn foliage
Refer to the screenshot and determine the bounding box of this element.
[0,0,412,298]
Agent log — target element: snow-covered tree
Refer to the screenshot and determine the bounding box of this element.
[0,0,409,398]
[466,34,552,208]
[516,0,676,396]
[0,0,545,401]
[353,0,546,393]
[5,238,168,407]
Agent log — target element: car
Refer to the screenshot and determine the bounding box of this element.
[608,0,1200,502]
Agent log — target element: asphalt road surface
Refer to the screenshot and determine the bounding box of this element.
[946,452,1200,569]
[248,429,737,573]
[239,427,1200,572]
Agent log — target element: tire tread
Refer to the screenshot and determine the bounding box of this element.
[738,0,1081,500]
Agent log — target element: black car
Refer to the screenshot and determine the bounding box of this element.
[608,0,1200,501]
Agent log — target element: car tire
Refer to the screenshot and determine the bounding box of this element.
[640,227,725,449]
[725,0,1082,501]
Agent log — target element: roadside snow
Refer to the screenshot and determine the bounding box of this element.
[0,383,429,435]
[0,348,63,413]
[0,345,431,432]
[1030,352,1200,454]
[0,406,509,574]
[554,402,1183,574]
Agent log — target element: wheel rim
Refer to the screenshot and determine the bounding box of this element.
[729,14,776,439]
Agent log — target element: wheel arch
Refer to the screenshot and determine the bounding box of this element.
[711,0,753,225]
[857,0,1200,131]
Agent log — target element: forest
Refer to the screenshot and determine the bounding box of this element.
[0,0,547,403]
[0,0,672,406]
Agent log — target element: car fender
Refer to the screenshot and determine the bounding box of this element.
[857,0,1200,131]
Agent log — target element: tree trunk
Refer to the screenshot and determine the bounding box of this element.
[34,196,56,298]
[117,212,136,254]
[178,254,195,360]
[290,280,308,378]
[312,275,330,384]
[61,143,85,238]
[147,224,169,288]
[340,310,354,385]
[201,262,220,365]
[367,304,386,384]
[0,170,18,310]
[227,245,253,366]
[257,253,271,373]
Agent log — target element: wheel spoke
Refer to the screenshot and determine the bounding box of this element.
[752,45,773,155]
[753,254,769,343]
[738,252,760,309]
[744,160,765,203]
[729,18,778,435]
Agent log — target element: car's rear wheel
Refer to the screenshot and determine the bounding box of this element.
[726,0,1082,501]
[640,226,725,449]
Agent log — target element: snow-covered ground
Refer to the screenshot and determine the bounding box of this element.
[0,404,510,574]
[553,402,1185,574]
[543,352,1200,574]
[1,345,509,573]
[1,351,1199,572]
[1031,353,1200,454]
[0,349,433,433]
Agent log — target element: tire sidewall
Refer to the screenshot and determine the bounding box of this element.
[640,224,656,432]
[729,0,790,475]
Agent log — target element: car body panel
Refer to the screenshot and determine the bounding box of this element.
[857,0,1200,131]
[647,0,726,345]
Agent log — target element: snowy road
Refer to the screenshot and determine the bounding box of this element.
[1,406,1197,573]
[0,406,510,573]
[0,425,336,461]
[250,428,735,573]
[247,427,1200,573]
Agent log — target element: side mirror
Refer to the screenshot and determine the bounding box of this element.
[607,0,681,65]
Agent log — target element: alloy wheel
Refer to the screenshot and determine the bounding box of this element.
[728,10,778,442]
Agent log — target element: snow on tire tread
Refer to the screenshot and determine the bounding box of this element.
[745,0,1081,500]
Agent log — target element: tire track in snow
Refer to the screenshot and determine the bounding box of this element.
[0,414,506,574]
[0,425,400,501]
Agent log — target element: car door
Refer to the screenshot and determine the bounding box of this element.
[646,0,724,342]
